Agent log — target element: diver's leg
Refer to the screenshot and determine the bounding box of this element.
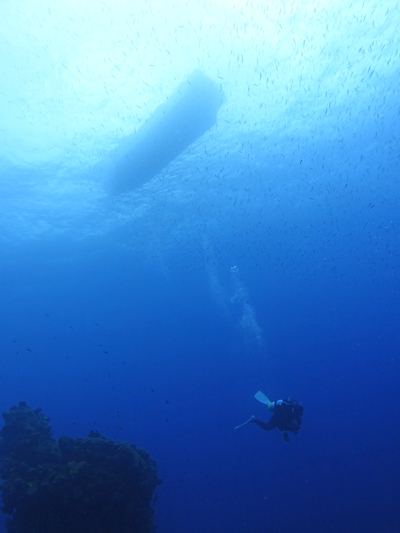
[234,416,256,430]
[253,418,275,431]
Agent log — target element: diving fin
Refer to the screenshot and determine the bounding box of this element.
[234,416,255,430]
[254,391,271,405]
[283,431,290,442]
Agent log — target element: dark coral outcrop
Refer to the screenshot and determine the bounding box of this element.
[0,402,160,533]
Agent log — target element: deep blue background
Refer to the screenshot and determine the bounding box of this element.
[1,144,399,531]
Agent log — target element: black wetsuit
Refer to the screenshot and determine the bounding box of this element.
[253,400,303,434]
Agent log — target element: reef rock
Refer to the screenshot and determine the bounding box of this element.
[0,402,160,533]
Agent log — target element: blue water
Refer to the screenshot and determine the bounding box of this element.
[1,1,400,532]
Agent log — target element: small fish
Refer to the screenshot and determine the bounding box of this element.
[283,431,289,443]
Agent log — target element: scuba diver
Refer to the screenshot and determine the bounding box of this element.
[235,391,304,442]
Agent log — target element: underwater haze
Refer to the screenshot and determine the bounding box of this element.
[1,0,400,531]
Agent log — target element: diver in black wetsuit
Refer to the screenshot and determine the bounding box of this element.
[235,392,304,442]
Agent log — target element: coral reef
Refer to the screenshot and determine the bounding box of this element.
[0,402,160,533]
